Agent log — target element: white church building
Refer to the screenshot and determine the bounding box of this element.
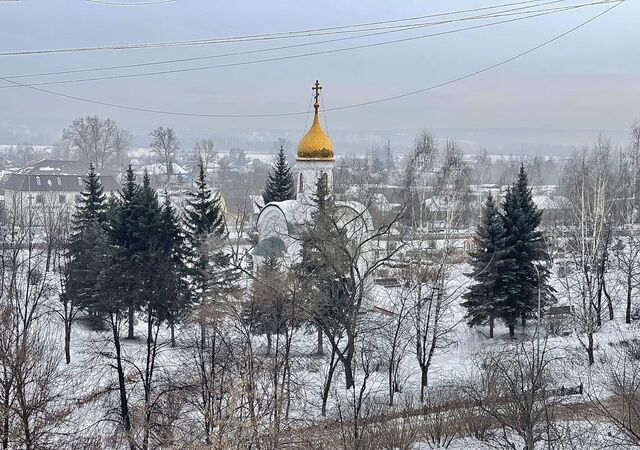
[253,81,373,266]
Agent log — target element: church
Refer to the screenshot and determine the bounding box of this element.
[253,81,373,267]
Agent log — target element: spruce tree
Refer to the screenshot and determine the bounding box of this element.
[132,171,164,306]
[262,145,295,204]
[110,165,145,339]
[461,193,506,338]
[72,163,108,232]
[501,165,553,334]
[157,193,192,346]
[184,157,234,310]
[244,255,295,355]
[185,157,225,240]
[67,165,111,319]
[296,176,351,355]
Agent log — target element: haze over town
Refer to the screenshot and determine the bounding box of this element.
[0,1,639,450]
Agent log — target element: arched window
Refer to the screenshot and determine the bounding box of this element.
[299,173,304,194]
[321,171,328,188]
[35,176,41,186]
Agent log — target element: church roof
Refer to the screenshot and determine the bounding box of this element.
[252,236,286,257]
[297,80,334,161]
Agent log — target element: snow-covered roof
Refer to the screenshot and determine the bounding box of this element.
[1,160,119,192]
[138,163,189,175]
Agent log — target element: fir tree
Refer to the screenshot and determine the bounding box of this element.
[157,193,192,346]
[72,163,108,232]
[132,171,164,305]
[109,165,145,339]
[68,164,111,316]
[296,176,351,355]
[184,157,235,311]
[501,165,553,335]
[185,157,225,241]
[461,193,506,338]
[262,145,295,204]
[244,255,296,355]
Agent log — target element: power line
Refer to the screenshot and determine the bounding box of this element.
[0,1,615,89]
[3,0,569,80]
[327,0,625,112]
[0,0,624,118]
[85,0,176,5]
[0,0,558,57]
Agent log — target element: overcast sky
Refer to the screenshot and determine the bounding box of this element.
[0,0,638,148]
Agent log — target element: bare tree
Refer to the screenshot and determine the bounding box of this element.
[62,116,128,169]
[379,289,411,407]
[0,196,72,449]
[560,139,622,364]
[299,196,404,390]
[150,126,179,183]
[587,339,640,448]
[401,135,468,402]
[193,138,217,173]
[613,233,640,324]
[464,339,561,450]
[404,130,439,231]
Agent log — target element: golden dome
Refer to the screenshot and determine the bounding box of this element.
[297,80,334,160]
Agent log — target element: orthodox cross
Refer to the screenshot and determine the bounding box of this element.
[312,80,322,111]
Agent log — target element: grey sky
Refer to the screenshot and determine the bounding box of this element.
[0,0,638,150]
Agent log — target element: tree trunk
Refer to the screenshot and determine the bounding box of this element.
[508,322,515,338]
[596,286,603,328]
[321,349,338,417]
[388,363,395,407]
[112,321,135,450]
[587,332,595,365]
[524,429,535,450]
[170,323,175,348]
[316,326,324,355]
[521,314,526,328]
[64,322,71,364]
[489,316,494,338]
[344,357,355,390]
[127,305,135,339]
[420,365,428,403]
[603,277,614,321]
[2,381,10,450]
[627,274,633,324]
[266,332,272,356]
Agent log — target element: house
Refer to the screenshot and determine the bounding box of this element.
[0,159,120,208]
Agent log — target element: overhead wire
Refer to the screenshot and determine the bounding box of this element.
[2,0,569,80]
[0,0,625,118]
[0,1,616,89]
[85,0,176,5]
[0,0,560,57]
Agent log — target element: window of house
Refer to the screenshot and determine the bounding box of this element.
[78,177,83,186]
[47,179,52,187]
[59,195,66,204]
[35,176,41,186]
[56,177,62,186]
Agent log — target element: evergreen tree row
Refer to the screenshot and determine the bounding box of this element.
[67,158,229,344]
[462,165,554,337]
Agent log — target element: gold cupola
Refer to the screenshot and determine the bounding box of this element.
[297,80,334,160]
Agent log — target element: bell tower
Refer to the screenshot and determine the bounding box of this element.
[295,80,334,201]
